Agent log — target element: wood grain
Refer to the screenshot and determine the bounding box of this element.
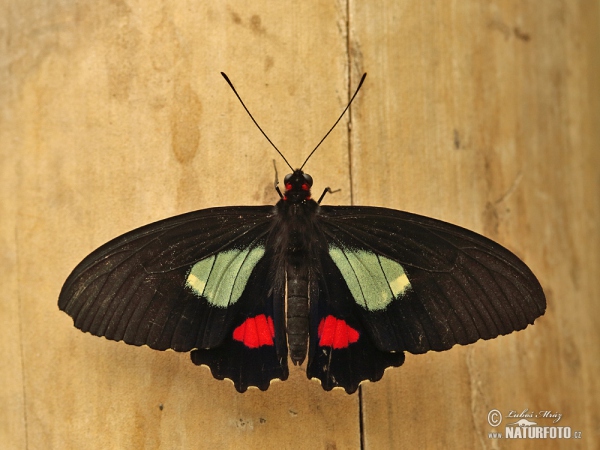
[1,1,598,449]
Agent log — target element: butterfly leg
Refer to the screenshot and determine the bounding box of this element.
[317,187,340,204]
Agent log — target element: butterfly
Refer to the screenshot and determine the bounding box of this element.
[58,73,546,393]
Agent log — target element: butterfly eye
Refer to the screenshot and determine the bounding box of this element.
[302,173,313,187]
[284,174,292,184]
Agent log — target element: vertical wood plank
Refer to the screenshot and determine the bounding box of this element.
[0,65,27,450]
[1,1,358,449]
[351,0,600,448]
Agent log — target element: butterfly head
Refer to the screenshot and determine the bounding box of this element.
[283,169,313,203]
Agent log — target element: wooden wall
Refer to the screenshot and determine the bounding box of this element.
[1,1,599,448]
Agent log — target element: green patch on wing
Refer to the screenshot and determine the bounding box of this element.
[329,244,411,310]
[186,246,265,308]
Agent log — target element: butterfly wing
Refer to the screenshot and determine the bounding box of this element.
[191,248,289,392]
[306,254,405,393]
[59,206,288,391]
[305,205,545,391]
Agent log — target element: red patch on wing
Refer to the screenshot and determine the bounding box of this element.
[317,315,360,349]
[232,315,275,348]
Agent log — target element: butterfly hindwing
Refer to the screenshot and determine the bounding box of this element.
[191,249,289,392]
[306,254,405,393]
[318,206,546,356]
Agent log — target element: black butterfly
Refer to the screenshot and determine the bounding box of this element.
[59,74,546,393]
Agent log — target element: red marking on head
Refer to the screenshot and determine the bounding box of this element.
[232,314,275,348]
[317,316,359,349]
[285,183,292,191]
[301,183,310,191]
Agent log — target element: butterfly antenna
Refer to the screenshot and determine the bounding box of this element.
[300,73,367,170]
[221,72,294,171]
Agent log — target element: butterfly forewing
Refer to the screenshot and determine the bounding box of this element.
[59,206,276,353]
[317,206,545,355]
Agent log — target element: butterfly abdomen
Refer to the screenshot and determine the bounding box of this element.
[278,205,318,366]
[286,262,309,365]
